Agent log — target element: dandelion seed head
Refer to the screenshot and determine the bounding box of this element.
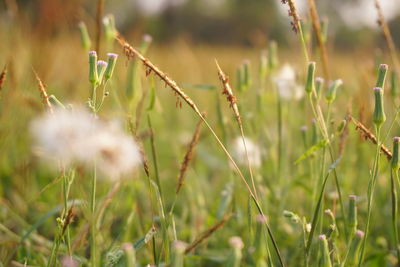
[273,64,303,100]
[31,107,140,179]
[232,136,262,168]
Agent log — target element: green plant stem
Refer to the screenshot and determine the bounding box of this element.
[277,93,283,185]
[62,171,72,256]
[391,170,400,265]
[307,95,348,239]
[297,22,310,64]
[198,115,284,266]
[357,126,381,267]
[90,163,97,266]
[305,170,330,265]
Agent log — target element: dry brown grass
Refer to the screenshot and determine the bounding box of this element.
[176,117,203,194]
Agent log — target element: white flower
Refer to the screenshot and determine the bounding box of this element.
[231,136,262,168]
[273,64,303,100]
[31,108,100,165]
[31,107,140,179]
[88,122,141,179]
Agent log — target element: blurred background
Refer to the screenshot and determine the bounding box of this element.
[1,0,400,49]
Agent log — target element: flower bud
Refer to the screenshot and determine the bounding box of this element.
[315,77,324,99]
[171,240,187,267]
[375,64,388,89]
[78,22,91,51]
[88,51,98,85]
[318,235,332,267]
[103,14,117,41]
[96,60,108,85]
[104,53,118,81]
[227,236,244,267]
[344,230,364,266]
[325,79,342,103]
[305,62,316,94]
[372,87,386,127]
[391,137,400,171]
[348,195,357,235]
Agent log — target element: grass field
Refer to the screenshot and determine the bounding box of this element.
[1,1,400,266]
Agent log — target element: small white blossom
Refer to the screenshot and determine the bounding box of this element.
[273,64,303,100]
[31,107,140,179]
[231,136,262,168]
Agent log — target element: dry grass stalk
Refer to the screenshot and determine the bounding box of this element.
[285,0,301,33]
[115,33,256,199]
[215,61,258,200]
[0,64,7,92]
[116,34,202,116]
[184,213,233,254]
[32,70,53,114]
[307,0,330,80]
[215,60,241,126]
[115,34,283,263]
[176,117,203,194]
[349,115,392,160]
[374,0,400,75]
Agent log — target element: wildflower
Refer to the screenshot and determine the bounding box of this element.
[273,64,303,100]
[231,136,262,168]
[31,107,140,178]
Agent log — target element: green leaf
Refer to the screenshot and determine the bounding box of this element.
[294,139,329,165]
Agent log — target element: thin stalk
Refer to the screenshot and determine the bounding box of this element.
[357,126,381,266]
[391,170,400,266]
[90,163,97,266]
[297,23,310,64]
[277,93,283,184]
[62,171,72,256]
[305,170,330,265]
[308,95,348,240]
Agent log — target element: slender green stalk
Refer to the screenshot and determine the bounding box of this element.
[90,163,97,266]
[391,170,400,265]
[308,94,348,240]
[357,127,381,266]
[305,170,330,264]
